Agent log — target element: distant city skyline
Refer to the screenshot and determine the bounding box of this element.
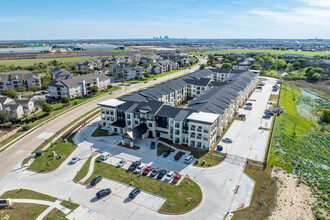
[0,0,329,40]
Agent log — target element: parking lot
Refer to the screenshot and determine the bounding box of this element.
[218,77,277,162]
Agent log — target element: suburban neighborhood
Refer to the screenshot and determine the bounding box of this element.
[0,1,329,220]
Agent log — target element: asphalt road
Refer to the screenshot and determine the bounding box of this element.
[0,62,203,180]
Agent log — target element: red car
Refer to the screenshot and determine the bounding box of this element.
[174,152,184,160]
[238,114,246,118]
[142,166,153,175]
[172,174,182,184]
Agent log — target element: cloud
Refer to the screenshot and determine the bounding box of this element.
[301,0,330,8]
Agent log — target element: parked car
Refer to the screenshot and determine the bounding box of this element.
[142,166,153,176]
[174,152,184,160]
[129,187,141,199]
[117,159,127,168]
[184,155,194,164]
[157,170,167,180]
[164,171,175,182]
[216,145,223,152]
[150,168,160,177]
[263,114,271,119]
[246,102,253,106]
[134,165,145,174]
[109,92,113,95]
[222,137,233,143]
[265,111,274,116]
[244,106,252,110]
[100,152,111,161]
[162,151,171,157]
[90,176,102,186]
[153,78,157,80]
[96,188,111,199]
[150,141,156,149]
[172,174,182,184]
[69,156,80,164]
[144,81,148,83]
[128,160,141,172]
[237,114,246,118]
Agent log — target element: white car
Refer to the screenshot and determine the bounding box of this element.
[184,155,194,164]
[164,171,174,182]
[134,165,145,174]
[70,156,80,164]
[117,159,127,168]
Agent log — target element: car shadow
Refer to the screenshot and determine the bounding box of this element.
[123,197,133,203]
[90,197,99,203]
[85,185,93,189]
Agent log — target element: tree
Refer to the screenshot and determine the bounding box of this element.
[29,85,39,93]
[143,72,150,78]
[16,85,27,93]
[321,109,330,123]
[42,102,53,114]
[199,64,206,70]
[120,78,126,85]
[250,63,261,70]
[2,88,17,99]
[221,63,232,69]
[135,75,141,80]
[41,74,52,90]
[61,97,70,106]
[0,110,10,124]
[34,99,46,108]
[90,86,99,95]
[310,72,321,81]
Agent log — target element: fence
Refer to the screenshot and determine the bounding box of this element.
[0,126,22,142]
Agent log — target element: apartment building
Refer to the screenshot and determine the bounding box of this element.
[47,73,110,99]
[98,68,258,149]
[0,71,41,92]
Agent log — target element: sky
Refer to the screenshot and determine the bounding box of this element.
[0,0,330,40]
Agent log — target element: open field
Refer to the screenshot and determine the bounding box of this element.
[85,160,202,213]
[186,49,330,56]
[1,189,57,202]
[0,56,97,67]
[289,80,330,100]
[0,203,48,220]
[269,82,330,219]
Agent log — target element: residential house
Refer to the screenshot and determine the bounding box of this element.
[75,60,103,72]
[49,67,73,80]
[0,70,41,92]
[0,95,35,119]
[47,73,110,99]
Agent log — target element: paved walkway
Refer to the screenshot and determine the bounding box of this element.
[10,198,72,220]
[80,154,100,183]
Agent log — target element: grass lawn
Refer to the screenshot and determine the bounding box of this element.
[43,208,66,220]
[157,143,175,156]
[186,49,330,56]
[84,161,202,213]
[60,200,79,210]
[269,94,279,103]
[232,165,277,220]
[74,156,92,182]
[0,57,97,67]
[0,189,57,202]
[91,127,110,137]
[28,136,77,172]
[0,203,48,220]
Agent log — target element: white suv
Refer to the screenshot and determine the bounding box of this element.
[184,155,194,164]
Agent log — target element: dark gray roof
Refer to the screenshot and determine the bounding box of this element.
[48,73,109,88]
[184,78,212,86]
[111,121,126,128]
[125,123,148,139]
[173,109,194,122]
[156,105,181,118]
[0,70,38,82]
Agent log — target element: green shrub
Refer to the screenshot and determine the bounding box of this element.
[22,125,30,131]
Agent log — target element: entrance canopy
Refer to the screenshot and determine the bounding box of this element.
[122,123,148,140]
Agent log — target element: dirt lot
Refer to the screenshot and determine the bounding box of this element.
[269,168,315,220]
[290,80,330,99]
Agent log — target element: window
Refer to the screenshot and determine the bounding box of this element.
[110,117,114,121]
[106,110,110,114]
[175,122,180,128]
[197,142,202,148]
[135,120,139,125]
[175,129,180,135]
[110,110,114,115]
[197,126,202,132]
[190,140,195,146]
[127,121,131,125]
[149,123,152,127]
[191,125,196,131]
[175,138,179,144]
[127,114,131,119]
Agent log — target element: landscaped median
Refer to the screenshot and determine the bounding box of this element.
[84,160,202,214]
